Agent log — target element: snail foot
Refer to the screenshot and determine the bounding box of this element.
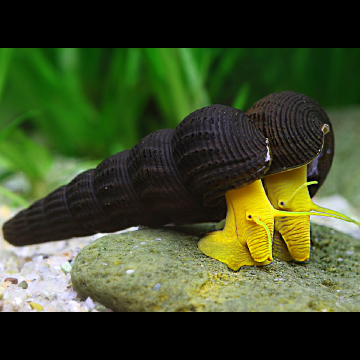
[198,230,270,271]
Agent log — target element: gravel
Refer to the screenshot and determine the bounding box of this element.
[0,204,138,312]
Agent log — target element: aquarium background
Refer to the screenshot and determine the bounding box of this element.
[0,48,360,208]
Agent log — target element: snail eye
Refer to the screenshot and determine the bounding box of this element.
[245,212,253,220]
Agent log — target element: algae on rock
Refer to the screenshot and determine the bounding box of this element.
[71,224,360,311]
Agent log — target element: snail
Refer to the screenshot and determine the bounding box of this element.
[246,92,357,263]
[2,91,359,270]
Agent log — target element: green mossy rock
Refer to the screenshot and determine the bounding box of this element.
[71,224,360,312]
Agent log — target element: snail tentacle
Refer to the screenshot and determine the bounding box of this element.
[246,213,273,261]
[310,204,360,228]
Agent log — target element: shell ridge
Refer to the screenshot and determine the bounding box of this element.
[246,91,329,176]
[64,169,116,232]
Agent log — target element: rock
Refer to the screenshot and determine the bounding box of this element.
[61,261,72,274]
[71,224,360,312]
[29,302,43,311]
[4,277,18,285]
[18,280,28,289]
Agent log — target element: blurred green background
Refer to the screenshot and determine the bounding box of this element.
[1,48,360,208]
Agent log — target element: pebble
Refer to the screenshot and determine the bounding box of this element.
[153,283,161,290]
[85,297,95,309]
[52,265,61,274]
[18,280,28,289]
[0,284,4,300]
[4,277,18,285]
[94,304,108,312]
[29,302,43,311]
[61,261,72,274]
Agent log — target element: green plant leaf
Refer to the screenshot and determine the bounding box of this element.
[232,82,250,110]
[0,48,13,105]
[0,184,30,207]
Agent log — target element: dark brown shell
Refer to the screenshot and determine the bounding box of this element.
[2,94,333,246]
[3,105,271,246]
[246,91,333,186]
[172,105,271,203]
[126,128,224,224]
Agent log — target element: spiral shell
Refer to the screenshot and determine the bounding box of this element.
[245,91,333,188]
[3,105,272,246]
[2,94,333,246]
[172,104,271,203]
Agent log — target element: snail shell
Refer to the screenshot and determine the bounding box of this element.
[245,91,334,191]
[2,94,332,246]
[3,105,271,246]
[171,104,271,203]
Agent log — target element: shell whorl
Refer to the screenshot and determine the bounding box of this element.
[172,105,271,203]
[246,91,332,181]
[127,128,224,224]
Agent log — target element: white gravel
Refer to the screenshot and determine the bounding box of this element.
[0,204,138,312]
